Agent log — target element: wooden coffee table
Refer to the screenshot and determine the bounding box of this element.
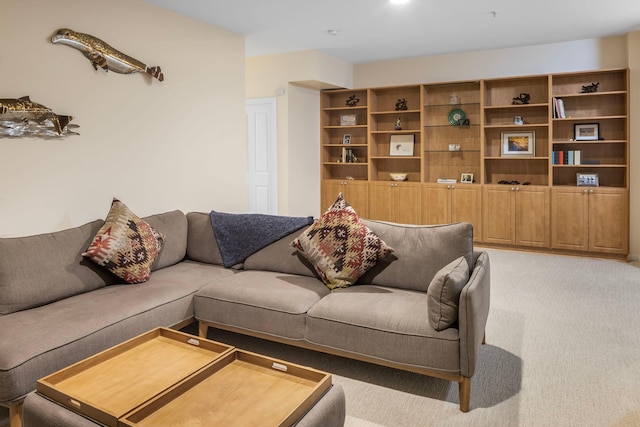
[36,327,332,427]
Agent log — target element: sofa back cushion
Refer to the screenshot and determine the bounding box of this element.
[144,210,188,271]
[0,220,115,315]
[357,221,474,292]
[185,212,224,266]
[243,230,317,277]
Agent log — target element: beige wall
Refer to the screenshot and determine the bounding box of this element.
[246,50,353,215]
[5,2,636,259]
[0,0,247,237]
[353,36,629,87]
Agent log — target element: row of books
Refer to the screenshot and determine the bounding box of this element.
[552,97,566,118]
[552,150,581,165]
[341,147,357,163]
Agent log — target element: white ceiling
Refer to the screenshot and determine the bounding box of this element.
[144,0,640,64]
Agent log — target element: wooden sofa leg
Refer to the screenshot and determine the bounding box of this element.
[459,377,471,412]
[198,322,208,338]
[9,401,23,427]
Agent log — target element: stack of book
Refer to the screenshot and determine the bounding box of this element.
[552,150,582,165]
[341,147,355,163]
[552,98,566,118]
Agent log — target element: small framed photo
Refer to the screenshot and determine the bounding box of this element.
[577,172,599,187]
[389,134,415,156]
[342,134,351,144]
[574,123,599,141]
[340,114,357,126]
[501,131,535,156]
[461,173,473,183]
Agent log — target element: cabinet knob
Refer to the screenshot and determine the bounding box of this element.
[515,187,520,191]
[589,189,594,194]
[511,187,515,191]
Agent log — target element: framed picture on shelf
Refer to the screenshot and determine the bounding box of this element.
[342,134,351,144]
[461,173,473,183]
[389,134,414,156]
[577,172,599,187]
[340,114,357,126]
[501,131,535,156]
[574,123,599,141]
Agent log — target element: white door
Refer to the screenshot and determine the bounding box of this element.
[246,98,277,214]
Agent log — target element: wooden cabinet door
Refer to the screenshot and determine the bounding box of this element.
[368,183,395,222]
[482,186,515,245]
[369,182,420,223]
[394,183,421,224]
[551,188,589,251]
[588,188,628,254]
[515,187,550,248]
[321,180,369,218]
[344,181,370,219]
[321,180,343,212]
[451,185,482,241]
[422,184,450,225]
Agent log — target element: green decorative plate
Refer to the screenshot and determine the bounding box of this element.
[448,108,466,125]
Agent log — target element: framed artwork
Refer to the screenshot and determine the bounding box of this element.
[342,134,351,144]
[574,123,599,141]
[577,172,599,187]
[340,114,357,126]
[461,173,473,183]
[501,131,535,156]
[389,134,415,156]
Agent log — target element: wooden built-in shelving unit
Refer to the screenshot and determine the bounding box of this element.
[320,68,629,257]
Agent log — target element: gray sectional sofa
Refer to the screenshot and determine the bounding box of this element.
[0,208,490,427]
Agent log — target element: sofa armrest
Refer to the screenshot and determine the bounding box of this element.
[458,250,490,378]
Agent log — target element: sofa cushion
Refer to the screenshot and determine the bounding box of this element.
[83,198,164,284]
[0,220,114,315]
[195,271,331,341]
[292,194,393,290]
[210,211,313,268]
[185,212,225,266]
[427,256,470,331]
[243,230,317,278]
[305,285,461,373]
[144,210,188,271]
[357,221,474,292]
[0,260,234,403]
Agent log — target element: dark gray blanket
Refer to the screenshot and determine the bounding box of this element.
[210,211,313,268]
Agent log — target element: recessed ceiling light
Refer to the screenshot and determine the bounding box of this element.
[390,0,410,4]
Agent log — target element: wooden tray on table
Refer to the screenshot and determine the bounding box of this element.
[37,327,234,427]
[119,349,332,427]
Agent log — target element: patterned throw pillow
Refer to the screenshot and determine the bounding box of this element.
[83,198,165,284]
[291,193,394,290]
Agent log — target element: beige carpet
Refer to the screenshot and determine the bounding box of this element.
[2,249,639,426]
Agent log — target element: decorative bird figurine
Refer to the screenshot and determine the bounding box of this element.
[346,94,360,107]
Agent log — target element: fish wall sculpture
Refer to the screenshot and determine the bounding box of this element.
[51,28,164,82]
[0,96,78,138]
